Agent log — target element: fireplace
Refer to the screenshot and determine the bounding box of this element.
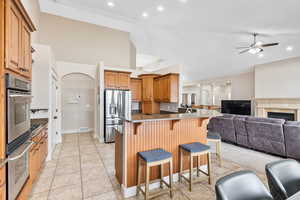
[268,112,295,121]
[255,98,300,121]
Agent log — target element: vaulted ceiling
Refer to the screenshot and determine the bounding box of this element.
[41,0,300,81]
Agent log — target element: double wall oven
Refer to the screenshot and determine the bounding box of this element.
[6,74,33,200]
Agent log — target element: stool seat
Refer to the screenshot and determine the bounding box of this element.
[207,132,221,140]
[180,142,210,153]
[138,149,172,163]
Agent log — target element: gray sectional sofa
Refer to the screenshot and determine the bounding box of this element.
[207,114,300,160]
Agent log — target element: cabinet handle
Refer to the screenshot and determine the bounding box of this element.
[19,67,29,72]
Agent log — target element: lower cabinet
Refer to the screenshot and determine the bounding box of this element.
[17,126,48,200]
[0,184,6,200]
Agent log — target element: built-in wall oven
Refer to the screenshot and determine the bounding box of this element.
[6,74,33,200]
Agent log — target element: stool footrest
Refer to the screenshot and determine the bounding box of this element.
[180,173,209,184]
[137,187,173,199]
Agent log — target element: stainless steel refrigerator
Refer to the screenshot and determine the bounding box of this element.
[104,89,131,143]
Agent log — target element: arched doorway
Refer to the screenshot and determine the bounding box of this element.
[61,73,95,135]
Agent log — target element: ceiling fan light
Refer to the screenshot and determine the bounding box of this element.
[256,41,263,46]
[248,48,262,54]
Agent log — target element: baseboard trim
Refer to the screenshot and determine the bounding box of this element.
[62,128,94,134]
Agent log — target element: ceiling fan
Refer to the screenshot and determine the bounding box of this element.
[237,33,279,55]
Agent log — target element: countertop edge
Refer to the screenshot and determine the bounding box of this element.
[126,115,220,123]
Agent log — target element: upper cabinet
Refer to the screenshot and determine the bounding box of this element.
[5,0,36,79]
[140,74,158,102]
[130,78,142,102]
[104,70,131,90]
[118,72,131,89]
[154,73,179,103]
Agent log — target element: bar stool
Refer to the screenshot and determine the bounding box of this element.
[137,149,174,200]
[179,142,212,191]
[207,131,222,166]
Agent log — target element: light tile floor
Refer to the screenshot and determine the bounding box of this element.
[29,133,281,200]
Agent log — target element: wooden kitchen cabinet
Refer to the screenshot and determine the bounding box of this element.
[105,71,117,89]
[140,75,157,102]
[118,72,130,89]
[130,78,142,102]
[0,184,6,200]
[5,0,35,78]
[20,20,32,78]
[154,73,179,103]
[139,74,160,114]
[104,70,131,89]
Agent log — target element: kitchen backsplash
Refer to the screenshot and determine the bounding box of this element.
[132,102,141,111]
[160,103,178,112]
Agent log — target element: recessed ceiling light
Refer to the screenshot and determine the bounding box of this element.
[286,46,294,52]
[157,5,165,12]
[179,0,188,3]
[107,1,115,7]
[258,53,264,58]
[142,12,149,18]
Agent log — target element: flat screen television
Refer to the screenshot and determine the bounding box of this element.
[221,100,251,116]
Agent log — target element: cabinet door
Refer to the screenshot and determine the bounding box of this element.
[0,184,6,200]
[29,146,38,182]
[142,77,153,102]
[163,77,171,102]
[118,73,130,89]
[105,71,117,89]
[130,79,142,102]
[21,21,32,78]
[153,78,160,102]
[6,1,22,73]
[169,75,179,103]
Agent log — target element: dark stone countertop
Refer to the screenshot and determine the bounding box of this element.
[30,118,49,138]
[126,109,222,123]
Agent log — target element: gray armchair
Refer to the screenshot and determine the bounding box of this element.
[246,117,286,156]
[283,121,300,160]
[215,170,273,200]
[266,159,300,200]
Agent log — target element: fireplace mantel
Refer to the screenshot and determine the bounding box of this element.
[255,98,300,121]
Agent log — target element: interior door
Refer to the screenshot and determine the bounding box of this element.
[51,77,58,151]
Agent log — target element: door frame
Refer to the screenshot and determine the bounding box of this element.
[48,70,59,160]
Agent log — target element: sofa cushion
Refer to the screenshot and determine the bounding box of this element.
[246,117,286,156]
[285,121,300,126]
[247,116,285,124]
[233,116,249,147]
[283,122,300,159]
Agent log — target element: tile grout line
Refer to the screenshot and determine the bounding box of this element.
[92,138,121,199]
[77,134,85,200]
[46,141,63,200]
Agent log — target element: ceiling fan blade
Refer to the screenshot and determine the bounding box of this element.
[236,46,250,49]
[239,49,250,54]
[261,43,279,47]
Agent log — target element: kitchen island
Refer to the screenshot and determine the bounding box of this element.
[115,109,221,198]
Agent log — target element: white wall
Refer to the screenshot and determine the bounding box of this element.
[21,0,40,43]
[57,61,98,137]
[31,44,57,109]
[200,72,255,100]
[255,57,300,99]
[61,74,95,134]
[39,13,134,68]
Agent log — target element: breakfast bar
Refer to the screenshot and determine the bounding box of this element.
[115,110,221,198]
